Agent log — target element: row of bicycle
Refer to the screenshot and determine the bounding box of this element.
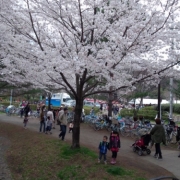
[84,113,179,145]
[2,105,40,118]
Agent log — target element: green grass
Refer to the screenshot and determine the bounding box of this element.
[60,144,97,159]
[0,121,150,180]
[57,165,86,180]
[106,166,133,176]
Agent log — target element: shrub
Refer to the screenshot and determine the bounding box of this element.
[120,106,158,120]
[161,104,180,114]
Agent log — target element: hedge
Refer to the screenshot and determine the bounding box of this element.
[120,106,169,121]
[159,104,180,114]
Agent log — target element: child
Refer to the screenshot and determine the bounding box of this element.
[109,131,120,164]
[23,115,28,129]
[98,136,109,165]
[45,116,52,134]
[69,121,73,133]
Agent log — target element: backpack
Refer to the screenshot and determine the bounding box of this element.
[99,141,109,151]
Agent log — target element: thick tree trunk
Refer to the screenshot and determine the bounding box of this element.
[108,86,113,117]
[48,93,52,110]
[71,99,83,148]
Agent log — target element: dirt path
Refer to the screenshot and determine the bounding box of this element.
[0,114,179,179]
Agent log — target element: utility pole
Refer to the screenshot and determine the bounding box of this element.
[169,77,173,119]
[10,89,13,105]
[169,12,174,120]
[157,83,161,119]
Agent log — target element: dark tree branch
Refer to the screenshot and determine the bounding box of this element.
[59,72,77,99]
[26,0,44,51]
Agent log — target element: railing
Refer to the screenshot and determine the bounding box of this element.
[150,176,179,180]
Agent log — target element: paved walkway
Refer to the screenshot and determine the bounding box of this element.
[0,114,180,179]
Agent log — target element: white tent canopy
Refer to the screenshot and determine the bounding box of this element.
[129,98,169,105]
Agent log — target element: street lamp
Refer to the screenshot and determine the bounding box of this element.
[10,89,13,105]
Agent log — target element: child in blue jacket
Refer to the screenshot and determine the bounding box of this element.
[98,135,109,164]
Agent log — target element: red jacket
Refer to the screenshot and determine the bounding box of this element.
[109,134,120,152]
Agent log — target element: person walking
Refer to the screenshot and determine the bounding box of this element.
[23,115,28,129]
[176,127,180,158]
[178,142,180,158]
[39,105,46,133]
[24,103,31,117]
[150,118,166,160]
[98,135,109,165]
[109,131,120,165]
[59,107,68,141]
[57,107,64,131]
[20,107,24,118]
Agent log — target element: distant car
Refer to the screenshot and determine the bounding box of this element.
[84,101,94,107]
[63,100,76,107]
[94,103,101,108]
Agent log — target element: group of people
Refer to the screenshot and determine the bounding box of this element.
[98,118,180,165]
[22,103,74,140]
[98,131,121,165]
[38,105,73,140]
[22,105,180,164]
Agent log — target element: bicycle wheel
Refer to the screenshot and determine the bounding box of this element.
[120,128,126,137]
[123,127,131,137]
[94,123,100,131]
[133,146,136,152]
[170,131,177,144]
[146,149,151,155]
[107,125,113,132]
[138,150,143,156]
[130,130,137,139]
[165,133,171,145]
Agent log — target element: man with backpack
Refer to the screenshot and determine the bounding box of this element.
[58,107,68,141]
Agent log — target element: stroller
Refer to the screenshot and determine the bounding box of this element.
[132,134,151,156]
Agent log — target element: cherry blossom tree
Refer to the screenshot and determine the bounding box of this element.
[0,0,180,148]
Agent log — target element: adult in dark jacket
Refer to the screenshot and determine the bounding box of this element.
[39,105,46,133]
[24,103,30,117]
[150,118,166,159]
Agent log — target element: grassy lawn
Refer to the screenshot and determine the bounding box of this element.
[0,122,147,180]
